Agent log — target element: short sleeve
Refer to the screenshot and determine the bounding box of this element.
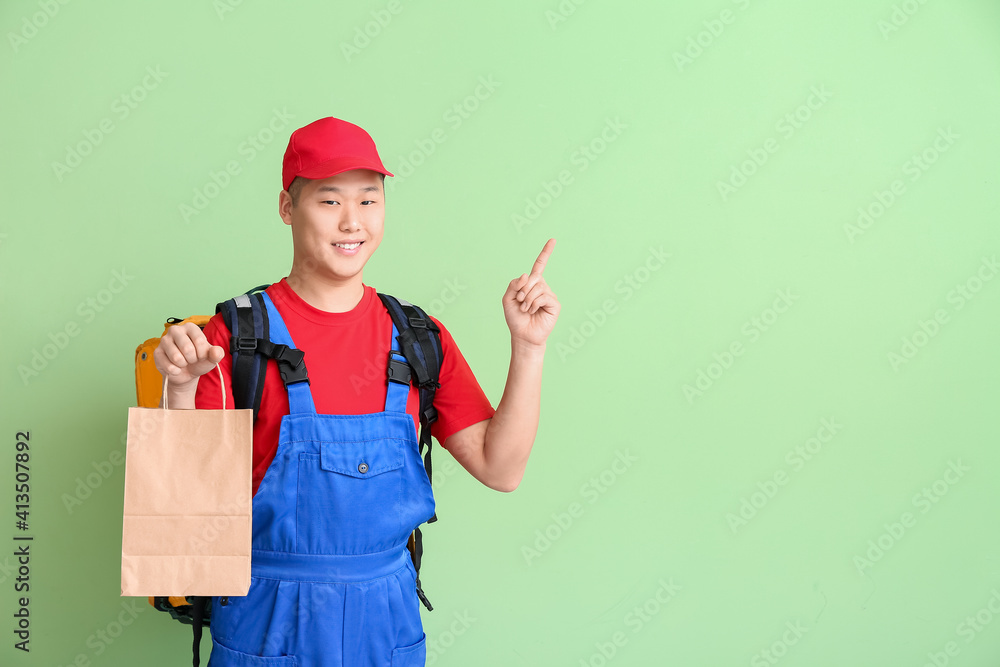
[428,315,496,447]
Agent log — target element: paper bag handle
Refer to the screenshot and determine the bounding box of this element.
[162,365,226,410]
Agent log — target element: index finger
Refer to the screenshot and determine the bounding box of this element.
[530,238,556,277]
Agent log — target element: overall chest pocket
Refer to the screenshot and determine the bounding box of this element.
[295,440,407,554]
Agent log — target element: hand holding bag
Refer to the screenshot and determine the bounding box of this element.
[121,367,253,597]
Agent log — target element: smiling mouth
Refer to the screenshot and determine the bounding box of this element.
[334,242,362,250]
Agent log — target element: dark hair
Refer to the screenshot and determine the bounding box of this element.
[287,173,386,207]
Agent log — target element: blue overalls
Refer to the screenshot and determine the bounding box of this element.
[208,293,436,666]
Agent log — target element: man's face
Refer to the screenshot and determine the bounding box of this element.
[279,169,385,284]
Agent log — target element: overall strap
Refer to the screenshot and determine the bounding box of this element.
[260,293,316,415]
[385,322,410,414]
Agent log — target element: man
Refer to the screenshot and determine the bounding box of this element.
[154,117,559,666]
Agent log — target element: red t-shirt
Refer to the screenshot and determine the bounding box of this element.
[195,278,496,495]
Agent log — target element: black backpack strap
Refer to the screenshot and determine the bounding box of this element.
[377,294,442,468]
[377,293,443,612]
[189,596,210,667]
[216,284,311,416]
[217,285,271,417]
[150,596,210,666]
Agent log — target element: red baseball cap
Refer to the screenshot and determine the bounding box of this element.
[281,117,393,191]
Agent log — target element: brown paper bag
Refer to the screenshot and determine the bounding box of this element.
[121,368,253,597]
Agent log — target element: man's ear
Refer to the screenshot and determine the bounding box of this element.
[279,189,294,226]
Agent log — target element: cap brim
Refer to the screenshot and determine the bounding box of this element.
[296,156,394,182]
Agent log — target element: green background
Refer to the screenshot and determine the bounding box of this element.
[2,0,999,664]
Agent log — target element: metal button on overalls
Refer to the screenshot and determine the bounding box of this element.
[207,293,436,667]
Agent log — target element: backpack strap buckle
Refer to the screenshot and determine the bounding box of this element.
[231,336,258,353]
[421,405,438,425]
[269,344,309,385]
[387,353,412,385]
